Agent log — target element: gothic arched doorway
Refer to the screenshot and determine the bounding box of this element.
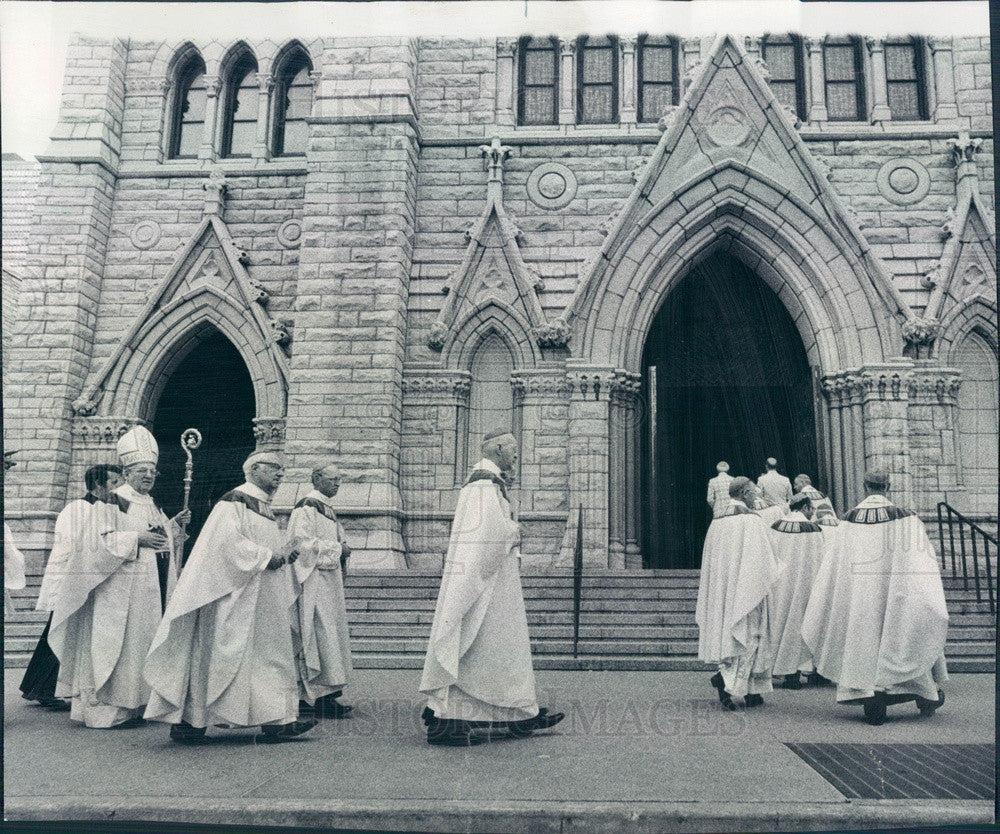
[640,252,818,568]
[149,329,257,555]
[952,328,999,516]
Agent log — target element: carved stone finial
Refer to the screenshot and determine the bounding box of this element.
[204,170,228,218]
[532,318,572,349]
[72,395,98,417]
[479,136,513,193]
[947,131,982,166]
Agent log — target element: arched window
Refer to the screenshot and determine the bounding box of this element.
[169,53,207,159]
[468,334,515,469]
[577,35,618,124]
[518,37,559,126]
[761,34,807,121]
[220,53,259,158]
[273,52,313,157]
[954,330,998,507]
[637,35,678,123]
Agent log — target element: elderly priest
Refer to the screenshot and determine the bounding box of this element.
[696,476,783,710]
[144,451,316,744]
[287,462,354,719]
[802,471,948,725]
[419,428,564,746]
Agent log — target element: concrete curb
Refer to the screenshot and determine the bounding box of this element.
[4,797,994,832]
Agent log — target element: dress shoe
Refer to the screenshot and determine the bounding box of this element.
[710,672,728,702]
[170,722,210,744]
[426,718,486,747]
[316,696,352,719]
[744,694,764,708]
[780,674,803,690]
[806,671,831,686]
[508,709,566,738]
[915,689,945,716]
[112,716,148,729]
[41,697,71,711]
[256,718,318,743]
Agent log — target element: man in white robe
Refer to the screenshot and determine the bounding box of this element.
[706,461,733,518]
[114,428,186,612]
[766,493,825,690]
[47,460,162,728]
[419,429,564,746]
[4,452,26,620]
[287,463,354,719]
[793,474,836,521]
[21,465,123,711]
[144,451,316,744]
[801,471,948,725]
[757,457,793,507]
[696,476,783,709]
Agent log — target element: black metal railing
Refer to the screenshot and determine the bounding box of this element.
[936,502,997,614]
[572,505,584,658]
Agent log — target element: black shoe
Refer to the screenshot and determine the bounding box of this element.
[421,706,436,726]
[256,719,318,743]
[508,709,566,738]
[744,694,764,708]
[316,696,353,719]
[710,672,728,703]
[915,689,945,716]
[41,697,71,711]
[111,716,148,729]
[426,718,486,747]
[780,674,802,690]
[720,695,737,711]
[863,694,887,726]
[170,722,210,744]
[806,671,831,687]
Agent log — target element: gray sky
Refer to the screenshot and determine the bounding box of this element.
[0,0,989,160]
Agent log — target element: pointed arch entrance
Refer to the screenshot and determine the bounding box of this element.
[148,328,257,552]
[640,252,818,568]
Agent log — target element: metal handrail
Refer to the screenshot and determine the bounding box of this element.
[572,505,584,658]
[936,501,997,613]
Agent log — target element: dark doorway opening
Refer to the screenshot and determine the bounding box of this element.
[150,330,257,558]
[640,253,818,569]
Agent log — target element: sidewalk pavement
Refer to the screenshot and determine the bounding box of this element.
[4,668,995,832]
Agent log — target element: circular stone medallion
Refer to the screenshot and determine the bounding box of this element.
[876,158,931,205]
[130,219,161,250]
[276,218,303,249]
[705,106,751,148]
[527,162,577,210]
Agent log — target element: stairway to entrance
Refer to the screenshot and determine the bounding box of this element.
[5,569,995,673]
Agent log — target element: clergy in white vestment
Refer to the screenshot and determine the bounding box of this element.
[20,465,124,711]
[696,476,783,709]
[4,523,26,620]
[47,464,160,728]
[766,493,826,690]
[4,452,26,619]
[801,471,948,726]
[144,451,317,744]
[114,428,186,613]
[706,461,733,518]
[793,474,836,521]
[287,462,354,718]
[757,458,793,507]
[419,429,565,746]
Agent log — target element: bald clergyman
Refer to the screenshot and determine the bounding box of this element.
[419,429,564,746]
[144,451,316,744]
[757,457,793,507]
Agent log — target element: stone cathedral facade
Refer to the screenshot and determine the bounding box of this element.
[3,33,996,573]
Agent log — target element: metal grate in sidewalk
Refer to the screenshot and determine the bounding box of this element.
[786,743,995,800]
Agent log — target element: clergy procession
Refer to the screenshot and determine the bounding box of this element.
[5,432,951,752]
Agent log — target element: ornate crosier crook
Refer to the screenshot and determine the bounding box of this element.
[179,428,202,544]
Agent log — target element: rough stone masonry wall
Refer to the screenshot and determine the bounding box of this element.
[4,38,127,565]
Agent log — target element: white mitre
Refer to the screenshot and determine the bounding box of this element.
[117,425,158,468]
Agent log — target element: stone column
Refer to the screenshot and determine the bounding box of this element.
[558,38,577,125]
[857,362,916,507]
[928,37,959,122]
[865,38,892,122]
[805,38,828,122]
[282,38,419,569]
[619,37,637,124]
[566,363,614,567]
[907,364,962,515]
[821,375,848,512]
[947,131,984,200]
[4,37,127,567]
[623,373,643,569]
[845,375,868,506]
[607,373,628,569]
[495,38,517,126]
[199,75,220,160]
[253,74,273,160]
